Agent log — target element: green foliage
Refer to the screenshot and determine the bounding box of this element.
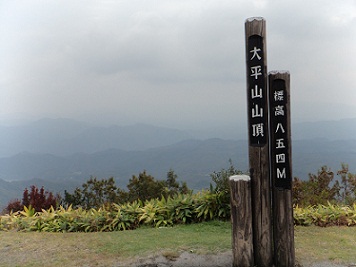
[166,169,179,195]
[3,194,356,232]
[307,166,338,205]
[293,164,356,207]
[127,171,167,202]
[3,163,356,233]
[126,170,191,202]
[0,190,228,232]
[64,177,120,209]
[170,194,195,224]
[293,205,315,226]
[294,203,356,227]
[337,163,356,205]
[195,191,216,221]
[63,170,191,209]
[209,160,242,219]
[209,159,242,195]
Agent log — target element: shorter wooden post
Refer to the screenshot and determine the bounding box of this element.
[229,175,254,267]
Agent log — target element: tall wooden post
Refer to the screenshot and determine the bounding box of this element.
[245,17,273,266]
[269,71,295,267]
[230,175,254,267]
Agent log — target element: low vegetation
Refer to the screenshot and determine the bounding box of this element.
[294,202,356,226]
[1,163,356,233]
[0,190,230,232]
[2,196,356,233]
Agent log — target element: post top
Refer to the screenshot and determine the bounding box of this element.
[245,17,265,23]
[229,175,251,181]
[269,70,290,75]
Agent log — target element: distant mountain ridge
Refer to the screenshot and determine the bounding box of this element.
[0,139,249,183]
[1,117,355,158]
[292,118,356,140]
[1,137,355,182]
[0,118,192,157]
[0,117,356,208]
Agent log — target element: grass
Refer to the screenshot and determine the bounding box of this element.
[99,220,231,257]
[1,221,356,266]
[295,225,356,265]
[0,221,231,267]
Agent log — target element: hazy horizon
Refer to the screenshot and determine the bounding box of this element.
[0,115,355,144]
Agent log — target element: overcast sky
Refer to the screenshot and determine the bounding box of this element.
[0,0,355,130]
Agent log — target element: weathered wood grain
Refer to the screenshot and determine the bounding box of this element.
[229,175,254,267]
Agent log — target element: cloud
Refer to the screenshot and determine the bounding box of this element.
[0,0,355,127]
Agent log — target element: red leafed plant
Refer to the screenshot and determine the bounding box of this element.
[4,185,59,214]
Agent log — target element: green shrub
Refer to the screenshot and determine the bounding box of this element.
[294,203,356,227]
[3,193,356,233]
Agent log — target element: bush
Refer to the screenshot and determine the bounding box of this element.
[63,177,120,209]
[3,193,356,232]
[0,190,227,232]
[293,203,356,227]
[209,160,242,218]
[293,164,356,207]
[3,186,59,214]
[63,171,191,209]
[3,199,22,214]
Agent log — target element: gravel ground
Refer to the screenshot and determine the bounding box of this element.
[118,251,356,267]
[122,251,232,267]
[306,264,355,267]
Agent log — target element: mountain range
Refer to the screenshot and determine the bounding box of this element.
[0,118,193,157]
[0,117,355,208]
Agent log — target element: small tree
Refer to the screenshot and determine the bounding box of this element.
[165,169,192,197]
[63,188,84,209]
[337,163,356,205]
[23,185,58,212]
[4,185,59,213]
[293,166,340,206]
[209,160,242,219]
[292,177,303,206]
[63,177,120,209]
[63,171,191,209]
[178,181,191,195]
[126,171,166,202]
[166,169,180,196]
[210,159,242,196]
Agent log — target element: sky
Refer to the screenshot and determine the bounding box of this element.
[0,0,356,130]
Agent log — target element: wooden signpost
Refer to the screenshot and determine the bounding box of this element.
[244,17,273,267]
[230,17,295,267]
